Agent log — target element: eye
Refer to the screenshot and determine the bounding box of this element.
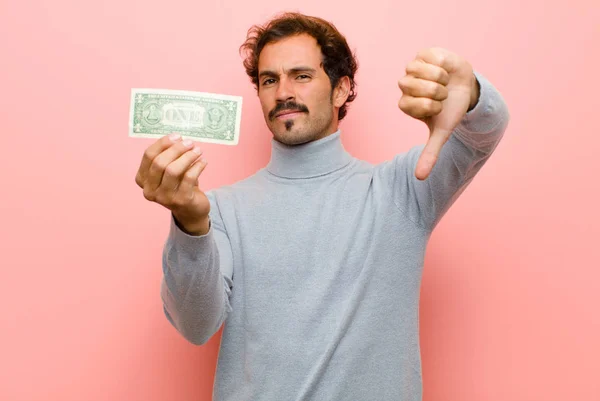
[297,74,311,80]
[262,78,276,86]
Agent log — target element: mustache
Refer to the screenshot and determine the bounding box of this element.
[269,101,309,120]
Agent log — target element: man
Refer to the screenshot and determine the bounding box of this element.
[135,12,509,401]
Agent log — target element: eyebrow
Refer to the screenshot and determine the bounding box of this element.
[258,66,317,79]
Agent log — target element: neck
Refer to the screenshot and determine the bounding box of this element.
[265,129,353,179]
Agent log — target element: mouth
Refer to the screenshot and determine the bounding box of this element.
[275,110,304,119]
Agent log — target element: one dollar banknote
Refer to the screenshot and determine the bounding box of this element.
[129,88,243,145]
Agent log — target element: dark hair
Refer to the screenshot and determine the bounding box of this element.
[239,12,358,120]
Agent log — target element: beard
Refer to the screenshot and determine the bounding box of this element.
[267,100,334,146]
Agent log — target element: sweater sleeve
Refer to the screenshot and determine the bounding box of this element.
[383,70,510,230]
[160,189,234,345]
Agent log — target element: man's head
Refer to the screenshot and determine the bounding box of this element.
[240,12,358,145]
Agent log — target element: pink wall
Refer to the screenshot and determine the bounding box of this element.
[1,0,598,400]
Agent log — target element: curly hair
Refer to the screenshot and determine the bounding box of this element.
[239,12,358,120]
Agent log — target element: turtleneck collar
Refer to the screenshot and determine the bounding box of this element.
[265,130,354,179]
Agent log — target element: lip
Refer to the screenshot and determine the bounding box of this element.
[276,111,303,119]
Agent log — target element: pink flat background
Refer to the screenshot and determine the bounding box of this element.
[1,0,598,400]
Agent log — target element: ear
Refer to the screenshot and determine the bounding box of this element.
[332,76,351,108]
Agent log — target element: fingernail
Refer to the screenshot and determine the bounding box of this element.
[169,133,181,141]
[182,139,193,147]
[192,146,202,154]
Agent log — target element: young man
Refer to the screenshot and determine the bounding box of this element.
[135,12,509,401]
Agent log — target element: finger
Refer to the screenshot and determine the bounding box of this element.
[159,145,204,192]
[146,138,197,192]
[415,131,449,180]
[405,59,450,86]
[177,157,208,196]
[415,47,456,73]
[398,95,443,119]
[136,133,183,187]
[398,76,448,101]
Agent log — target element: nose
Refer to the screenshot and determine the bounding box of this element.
[275,76,294,103]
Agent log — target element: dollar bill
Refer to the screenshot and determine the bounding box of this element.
[129,88,243,145]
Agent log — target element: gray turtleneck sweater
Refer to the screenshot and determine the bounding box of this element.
[160,71,510,400]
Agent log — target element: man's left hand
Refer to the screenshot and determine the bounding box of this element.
[398,47,480,180]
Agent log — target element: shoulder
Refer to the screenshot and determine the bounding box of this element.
[372,144,424,178]
[205,169,268,207]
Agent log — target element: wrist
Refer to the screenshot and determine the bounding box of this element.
[468,73,481,112]
[172,212,210,236]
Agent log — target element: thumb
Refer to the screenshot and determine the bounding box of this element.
[414,127,451,180]
[415,85,471,180]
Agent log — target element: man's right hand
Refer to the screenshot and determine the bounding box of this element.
[135,133,211,236]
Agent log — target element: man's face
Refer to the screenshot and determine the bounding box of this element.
[257,34,339,145]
